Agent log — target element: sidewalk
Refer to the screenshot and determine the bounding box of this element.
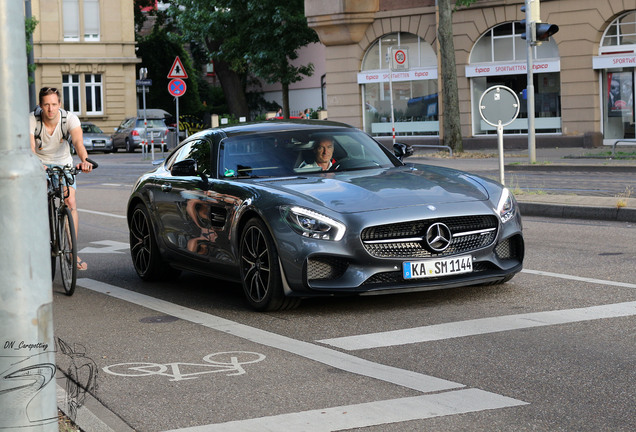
[411,146,636,223]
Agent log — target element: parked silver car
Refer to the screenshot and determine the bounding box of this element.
[81,122,113,153]
[111,117,169,153]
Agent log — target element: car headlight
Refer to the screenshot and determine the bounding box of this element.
[281,206,346,241]
[496,188,515,223]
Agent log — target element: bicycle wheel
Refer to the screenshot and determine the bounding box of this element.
[58,206,77,295]
[48,198,57,280]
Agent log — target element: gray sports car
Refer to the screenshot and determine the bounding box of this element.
[127,120,524,311]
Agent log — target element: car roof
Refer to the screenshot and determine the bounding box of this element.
[213,120,355,137]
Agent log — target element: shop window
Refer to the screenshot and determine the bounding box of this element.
[468,22,561,135]
[359,32,439,136]
[599,11,636,140]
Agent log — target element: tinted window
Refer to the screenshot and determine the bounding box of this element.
[171,139,211,175]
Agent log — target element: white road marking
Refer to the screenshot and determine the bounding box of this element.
[319,301,636,351]
[522,268,636,289]
[77,279,463,394]
[79,240,129,254]
[78,209,126,219]
[161,389,527,432]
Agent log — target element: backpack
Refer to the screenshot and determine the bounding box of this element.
[33,106,70,149]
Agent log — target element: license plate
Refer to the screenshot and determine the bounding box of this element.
[93,140,105,147]
[403,255,473,279]
[152,131,161,137]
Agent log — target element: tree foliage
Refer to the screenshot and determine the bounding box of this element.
[25,15,38,84]
[166,0,318,119]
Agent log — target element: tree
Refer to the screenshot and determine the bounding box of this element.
[242,0,319,118]
[167,0,318,119]
[438,0,476,153]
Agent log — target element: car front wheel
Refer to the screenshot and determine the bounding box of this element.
[239,218,299,311]
[129,203,179,281]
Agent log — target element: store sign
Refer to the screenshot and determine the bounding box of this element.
[357,67,438,84]
[465,59,560,77]
[592,54,636,69]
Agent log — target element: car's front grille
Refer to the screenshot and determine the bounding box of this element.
[307,256,348,281]
[361,215,498,259]
[495,234,524,261]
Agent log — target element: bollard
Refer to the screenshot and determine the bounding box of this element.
[0,2,57,430]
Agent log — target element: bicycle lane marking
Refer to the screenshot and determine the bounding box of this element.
[77,278,463,394]
[76,278,527,431]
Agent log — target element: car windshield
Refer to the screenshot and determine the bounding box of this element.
[219,128,398,178]
[82,124,102,134]
[136,119,166,128]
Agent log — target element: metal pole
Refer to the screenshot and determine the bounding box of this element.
[176,96,180,147]
[25,0,36,110]
[0,2,57,430]
[388,48,396,146]
[526,0,537,163]
[497,122,505,185]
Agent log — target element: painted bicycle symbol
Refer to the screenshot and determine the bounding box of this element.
[102,351,265,382]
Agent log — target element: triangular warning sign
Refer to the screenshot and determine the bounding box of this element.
[167,56,188,79]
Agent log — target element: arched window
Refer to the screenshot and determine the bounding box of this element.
[358,32,439,136]
[467,22,561,135]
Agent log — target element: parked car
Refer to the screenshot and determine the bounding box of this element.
[127,120,524,311]
[111,117,169,153]
[81,122,113,153]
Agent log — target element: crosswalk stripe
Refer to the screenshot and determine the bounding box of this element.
[161,389,527,432]
[318,301,636,351]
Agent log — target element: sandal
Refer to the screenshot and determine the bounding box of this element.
[77,257,88,271]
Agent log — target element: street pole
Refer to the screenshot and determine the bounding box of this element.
[0,2,57,430]
[25,0,36,110]
[525,0,537,163]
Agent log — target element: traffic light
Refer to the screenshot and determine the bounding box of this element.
[520,0,558,46]
[535,22,559,42]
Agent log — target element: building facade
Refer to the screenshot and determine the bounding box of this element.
[305,0,636,148]
[30,0,140,133]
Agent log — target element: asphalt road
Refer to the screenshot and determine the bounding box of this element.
[49,152,635,432]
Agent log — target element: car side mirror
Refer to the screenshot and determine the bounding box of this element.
[393,142,414,161]
[171,159,198,176]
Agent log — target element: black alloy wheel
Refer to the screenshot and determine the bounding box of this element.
[129,203,179,281]
[239,218,299,311]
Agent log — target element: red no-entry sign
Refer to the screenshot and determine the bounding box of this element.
[168,78,186,97]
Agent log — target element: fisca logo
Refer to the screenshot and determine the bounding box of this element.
[414,71,429,77]
[475,67,491,73]
[533,63,548,70]
[365,75,379,80]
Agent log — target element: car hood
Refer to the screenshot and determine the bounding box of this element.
[255,165,490,213]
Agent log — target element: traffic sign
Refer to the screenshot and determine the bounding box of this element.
[391,47,409,71]
[479,85,519,127]
[168,78,187,97]
[167,56,188,79]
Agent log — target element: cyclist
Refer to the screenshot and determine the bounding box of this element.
[29,87,94,271]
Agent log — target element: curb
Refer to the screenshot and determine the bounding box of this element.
[518,202,636,223]
[506,164,636,173]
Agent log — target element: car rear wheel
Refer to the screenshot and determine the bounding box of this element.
[125,138,134,153]
[129,203,179,281]
[239,218,299,311]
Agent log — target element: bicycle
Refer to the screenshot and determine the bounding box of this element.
[46,158,98,295]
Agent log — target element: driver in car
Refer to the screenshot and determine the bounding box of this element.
[297,137,336,171]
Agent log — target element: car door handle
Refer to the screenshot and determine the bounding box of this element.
[161,183,172,192]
